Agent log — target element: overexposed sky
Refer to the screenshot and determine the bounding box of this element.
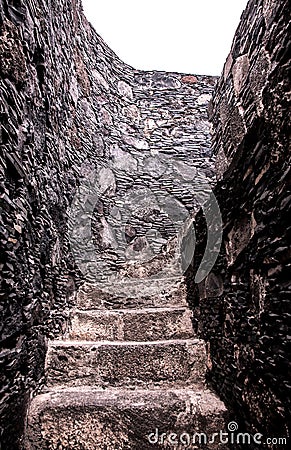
[82,0,249,76]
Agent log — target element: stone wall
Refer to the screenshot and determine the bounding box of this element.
[186,0,290,443]
[0,0,216,447]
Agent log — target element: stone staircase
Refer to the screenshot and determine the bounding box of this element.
[24,281,228,449]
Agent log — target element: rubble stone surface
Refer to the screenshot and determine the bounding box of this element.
[186,0,290,443]
[0,0,217,447]
[0,0,289,447]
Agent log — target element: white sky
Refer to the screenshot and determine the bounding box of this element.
[82,0,249,76]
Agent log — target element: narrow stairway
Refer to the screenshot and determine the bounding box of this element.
[24,281,228,449]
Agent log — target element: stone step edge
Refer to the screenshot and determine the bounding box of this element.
[70,306,192,314]
[67,306,195,341]
[74,300,189,311]
[24,388,228,449]
[48,338,203,348]
[27,386,227,416]
[44,380,208,393]
[78,277,186,290]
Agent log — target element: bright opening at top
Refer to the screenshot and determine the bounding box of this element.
[82,0,249,76]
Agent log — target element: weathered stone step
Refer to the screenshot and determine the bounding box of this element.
[68,307,194,342]
[25,387,228,450]
[76,281,188,310]
[46,339,206,389]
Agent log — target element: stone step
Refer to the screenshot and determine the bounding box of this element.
[68,307,194,342]
[76,280,188,310]
[46,339,206,389]
[25,387,229,450]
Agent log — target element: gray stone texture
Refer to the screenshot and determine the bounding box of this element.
[46,339,207,389]
[0,0,217,447]
[1,0,289,447]
[25,280,228,449]
[25,388,228,450]
[68,307,194,341]
[186,0,290,443]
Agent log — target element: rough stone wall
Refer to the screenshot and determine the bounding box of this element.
[0,0,216,447]
[186,0,290,443]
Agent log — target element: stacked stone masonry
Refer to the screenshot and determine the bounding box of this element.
[186,0,290,445]
[0,0,290,448]
[0,0,218,448]
[24,283,228,449]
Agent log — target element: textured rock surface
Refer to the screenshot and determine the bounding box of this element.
[68,307,194,341]
[26,388,227,450]
[1,0,289,447]
[75,280,189,309]
[25,283,228,449]
[46,339,207,389]
[0,0,216,447]
[186,0,290,443]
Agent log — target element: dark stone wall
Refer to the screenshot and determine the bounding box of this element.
[186,0,290,444]
[0,1,216,448]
